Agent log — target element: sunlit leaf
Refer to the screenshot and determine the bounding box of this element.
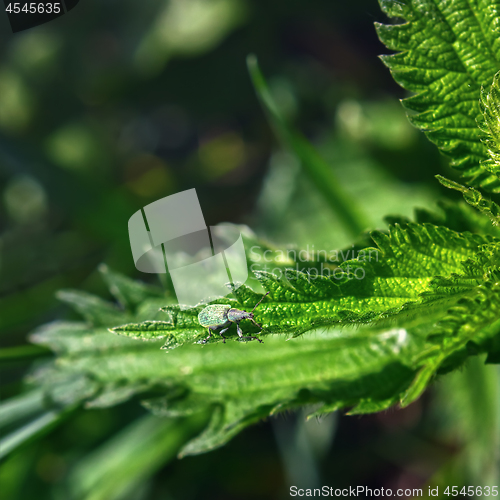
[376,0,500,191]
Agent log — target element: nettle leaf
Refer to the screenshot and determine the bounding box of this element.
[6,223,500,460]
[0,274,171,457]
[112,223,493,345]
[55,281,167,329]
[404,282,500,404]
[31,325,421,456]
[56,290,130,327]
[98,264,165,311]
[433,71,500,226]
[479,70,500,177]
[376,0,500,192]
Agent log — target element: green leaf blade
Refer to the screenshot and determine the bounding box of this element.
[247,55,369,236]
[376,0,500,191]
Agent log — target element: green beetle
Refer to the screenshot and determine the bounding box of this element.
[198,292,270,343]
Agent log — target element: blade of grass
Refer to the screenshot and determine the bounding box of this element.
[69,413,209,500]
[0,410,67,460]
[247,54,369,237]
[0,390,45,429]
[0,345,51,363]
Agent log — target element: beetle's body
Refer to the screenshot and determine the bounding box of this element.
[198,304,231,328]
[197,292,269,343]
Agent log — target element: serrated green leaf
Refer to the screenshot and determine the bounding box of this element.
[142,392,215,418]
[479,70,500,177]
[84,383,152,409]
[113,223,492,346]
[110,321,176,341]
[98,264,165,310]
[7,233,500,462]
[30,321,159,355]
[42,328,419,456]
[56,290,130,327]
[376,0,500,191]
[403,282,500,405]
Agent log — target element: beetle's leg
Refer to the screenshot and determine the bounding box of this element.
[201,326,229,344]
[218,327,229,343]
[201,327,214,344]
[236,322,263,343]
[249,318,262,329]
[235,322,243,338]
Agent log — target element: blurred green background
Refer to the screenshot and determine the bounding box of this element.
[1,0,497,499]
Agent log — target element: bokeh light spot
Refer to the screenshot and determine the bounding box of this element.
[198,131,246,179]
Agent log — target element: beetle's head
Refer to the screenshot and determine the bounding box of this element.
[239,310,253,319]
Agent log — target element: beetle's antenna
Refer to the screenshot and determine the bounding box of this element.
[250,291,270,313]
